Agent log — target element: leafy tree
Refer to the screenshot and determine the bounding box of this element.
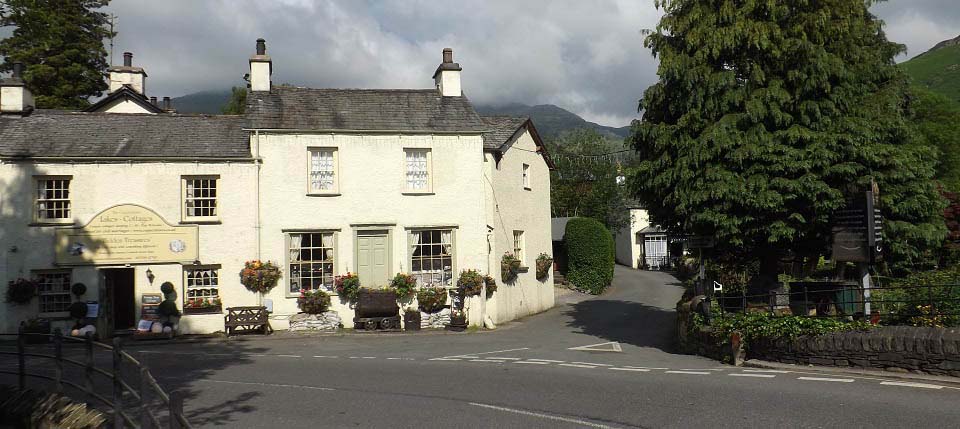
[0,0,114,109]
[220,86,247,114]
[908,86,960,192]
[629,0,946,285]
[549,129,631,231]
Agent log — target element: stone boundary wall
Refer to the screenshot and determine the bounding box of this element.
[749,326,960,376]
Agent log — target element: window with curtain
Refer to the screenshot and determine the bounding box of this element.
[288,232,335,294]
[409,229,453,286]
[404,149,430,191]
[513,230,525,265]
[184,267,220,311]
[35,270,71,314]
[183,176,218,219]
[35,177,71,221]
[309,148,337,193]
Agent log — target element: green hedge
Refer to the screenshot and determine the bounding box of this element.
[564,217,615,294]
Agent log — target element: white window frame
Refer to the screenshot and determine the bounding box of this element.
[286,231,337,297]
[181,175,220,222]
[513,230,525,266]
[34,176,72,224]
[35,270,72,317]
[183,266,221,312]
[522,163,531,190]
[307,147,340,195]
[408,228,455,287]
[403,148,432,193]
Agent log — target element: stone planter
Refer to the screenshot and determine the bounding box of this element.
[447,314,467,332]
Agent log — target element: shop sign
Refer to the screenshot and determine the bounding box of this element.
[55,204,198,265]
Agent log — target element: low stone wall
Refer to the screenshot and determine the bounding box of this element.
[677,296,743,364]
[749,326,960,376]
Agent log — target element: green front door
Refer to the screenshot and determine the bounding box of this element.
[357,231,389,287]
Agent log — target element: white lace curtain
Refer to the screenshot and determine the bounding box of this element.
[405,150,428,190]
[310,150,336,191]
[289,234,302,262]
[441,230,453,255]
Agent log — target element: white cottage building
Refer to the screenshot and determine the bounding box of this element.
[0,40,554,335]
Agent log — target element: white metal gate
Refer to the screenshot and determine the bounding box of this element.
[643,234,668,269]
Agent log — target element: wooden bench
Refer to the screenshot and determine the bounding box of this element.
[224,306,273,336]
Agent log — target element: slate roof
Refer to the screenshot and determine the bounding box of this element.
[245,86,488,132]
[84,85,163,114]
[480,115,528,150]
[552,217,574,242]
[0,111,250,159]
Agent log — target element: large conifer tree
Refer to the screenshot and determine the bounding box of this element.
[629,0,945,282]
[0,0,114,109]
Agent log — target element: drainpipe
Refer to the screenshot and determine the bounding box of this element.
[255,129,263,306]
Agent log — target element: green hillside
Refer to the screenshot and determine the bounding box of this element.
[171,89,232,114]
[901,35,960,104]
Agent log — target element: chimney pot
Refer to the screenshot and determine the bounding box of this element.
[442,48,453,64]
[11,62,23,79]
[256,38,266,56]
[162,96,171,110]
[123,52,133,67]
[150,96,157,106]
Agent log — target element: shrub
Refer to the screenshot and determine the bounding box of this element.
[417,287,447,313]
[68,302,88,320]
[564,217,615,294]
[390,273,417,298]
[710,312,873,345]
[297,289,331,314]
[501,252,521,282]
[240,260,283,294]
[160,282,175,296]
[458,270,484,296]
[334,272,360,301]
[6,278,38,305]
[875,265,960,327]
[535,253,553,280]
[157,300,181,318]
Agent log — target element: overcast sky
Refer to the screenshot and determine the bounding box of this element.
[5,1,958,126]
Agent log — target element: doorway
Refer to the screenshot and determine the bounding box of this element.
[103,268,136,331]
[356,230,390,286]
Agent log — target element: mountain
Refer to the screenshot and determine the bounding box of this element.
[171,89,232,114]
[901,35,960,104]
[169,89,632,139]
[474,103,631,139]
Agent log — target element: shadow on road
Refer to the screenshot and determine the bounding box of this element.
[564,300,678,353]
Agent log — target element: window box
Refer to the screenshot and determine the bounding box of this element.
[183,305,223,315]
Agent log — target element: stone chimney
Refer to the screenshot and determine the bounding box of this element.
[432,48,462,97]
[249,38,272,92]
[109,52,147,94]
[0,63,35,114]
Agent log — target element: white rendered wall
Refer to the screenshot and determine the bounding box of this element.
[614,208,649,268]
[480,128,555,325]
[436,70,461,97]
[250,61,271,92]
[108,72,145,94]
[0,161,258,334]
[101,98,155,114]
[0,86,33,112]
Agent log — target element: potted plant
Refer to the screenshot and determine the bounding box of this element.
[404,308,421,331]
[6,278,38,305]
[457,270,484,297]
[483,275,497,297]
[239,260,283,294]
[297,289,332,314]
[390,273,417,299]
[334,272,360,301]
[536,253,553,280]
[20,318,50,344]
[416,287,447,313]
[448,309,467,332]
[501,252,521,283]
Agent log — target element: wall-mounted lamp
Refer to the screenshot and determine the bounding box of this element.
[146,268,155,285]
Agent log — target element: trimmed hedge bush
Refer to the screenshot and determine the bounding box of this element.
[564,217,615,294]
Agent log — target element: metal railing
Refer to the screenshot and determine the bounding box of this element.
[0,329,191,428]
[704,283,960,326]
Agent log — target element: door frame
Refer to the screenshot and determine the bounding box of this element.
[97,266,137,336]
[353,227,392,284]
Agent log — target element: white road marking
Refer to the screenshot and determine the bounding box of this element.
[559,363,598,369]
[312,355,338,359]
[470,359,503,363]
[386,357,401,360]
[429,358,462,361]
[568,342,622,353]
[572,362,612,367]
[797,377,855,383]
[609,367,650,372]
[880,381,944,390]
[444,347,530,359]
[469,402,617,429]
[515,361,552,365]
[484,357,521,360]
[196,379,335,391]
[275,354,301,358]
[742,369,789,374]
[665,371,711,375]
[623,366,667,370]
[729,373,776,378]
[349,356,376,359]
[527,359,566,363]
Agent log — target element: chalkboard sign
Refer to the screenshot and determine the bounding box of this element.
[141,293,162,320]
[832,189,882,263]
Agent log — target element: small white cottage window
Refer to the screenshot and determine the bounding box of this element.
[404,149,431,192]
[182,176,219,221]
[409,229,454,286]
[35,270,72,315]
[288,232,336,295]
[308,148,338,194]
[35,177,72,222]
[513,230,525,265]
[184,267,220,311]
[522,163,530,189]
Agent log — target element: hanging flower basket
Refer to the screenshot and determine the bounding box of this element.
[536,253,553,280]
[501,252,521,283]
[6,278,38,305]
[458,270,484,296]
[483,274,497,297]
[240,260,282,294]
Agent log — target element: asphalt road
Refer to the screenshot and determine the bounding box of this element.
[7,266,960,427]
